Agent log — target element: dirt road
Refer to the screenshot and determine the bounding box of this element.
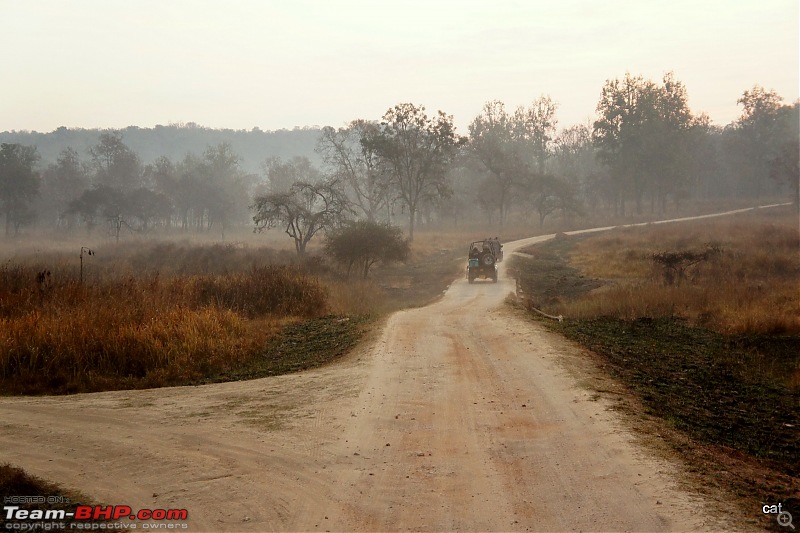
[0,225,753,531]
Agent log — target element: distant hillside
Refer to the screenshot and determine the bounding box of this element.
[0,124,323,174]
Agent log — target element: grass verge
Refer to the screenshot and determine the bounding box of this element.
[510,215,800,531]
[204,314,369,382]
[0,463,99,529]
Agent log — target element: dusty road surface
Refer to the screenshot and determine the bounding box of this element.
[0,231,743,532]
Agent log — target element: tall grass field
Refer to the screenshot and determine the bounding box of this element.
[0,263,327,394]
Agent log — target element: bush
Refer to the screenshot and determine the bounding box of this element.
[325,220,409,278]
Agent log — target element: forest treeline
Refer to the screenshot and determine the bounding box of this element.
[1,73,797,245]
[0,123,322,174]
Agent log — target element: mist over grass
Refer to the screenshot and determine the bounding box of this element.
[563,209,800,335]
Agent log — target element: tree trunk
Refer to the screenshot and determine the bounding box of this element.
[295,239,306,257]
[408,204,416,242]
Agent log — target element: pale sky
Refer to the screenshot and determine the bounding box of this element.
[1,0,798,134]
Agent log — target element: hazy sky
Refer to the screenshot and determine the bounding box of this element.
[1,0,797,134]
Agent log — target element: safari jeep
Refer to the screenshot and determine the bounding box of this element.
[466,240,501,283]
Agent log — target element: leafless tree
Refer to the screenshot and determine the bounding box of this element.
[251,178,350,256]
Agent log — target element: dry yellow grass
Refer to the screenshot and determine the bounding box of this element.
[0,264,325,394]
[0,230,473,394]
[560,209,800,335]
[325,279,389,316]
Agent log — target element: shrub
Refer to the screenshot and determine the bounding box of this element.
[325,220,409,278]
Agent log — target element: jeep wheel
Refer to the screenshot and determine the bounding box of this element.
[482,254,495,266]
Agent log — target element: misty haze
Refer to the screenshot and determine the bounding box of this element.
[0,1,798,532]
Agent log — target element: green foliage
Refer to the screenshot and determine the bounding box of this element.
[125,187,174,230]
[325,220,409,278]
[39,148,89,225]
[66,185,125,231]
[0,126,318,235]
[1,90,797,237]
[770,140,800,207]
[526,173,584,226]
[468,100,525,225]
[66,186,172,239]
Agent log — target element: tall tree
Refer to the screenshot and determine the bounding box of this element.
[684,116,725,200]
[200,143,252,237]
[88,131,142,191]
[145,155,179,228]
[160,144,250,235]
[40,147,90,228]
[769,118,800,209]
[368,103,461,240]
[552,123,599,204]
[317,120,390,222]
[469,97,561,226]
[594,73,653,215]
[172,153,205,232]
[733,85,788,198]
[512,95,558,174]
[0,143,40,236]
[771,142,800,208]
[648,72,694,211]
[468,101,519,227]
[125,188,173,232]
[593,72,694,214]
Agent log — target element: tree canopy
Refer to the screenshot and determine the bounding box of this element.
[325,220,409,278]
[367,103,462,240]
[593,72,695,214]
[317,120,390,222]
[251,177,349,256]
